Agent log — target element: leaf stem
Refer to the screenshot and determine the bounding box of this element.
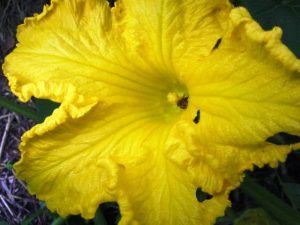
[50,217,65,225]
[0,95,40,122]
[94,207,108,225]
[241,176,300,225]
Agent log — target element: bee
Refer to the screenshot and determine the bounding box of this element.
[176,96,188,109]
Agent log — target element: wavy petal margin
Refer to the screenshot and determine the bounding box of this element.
[176,7,300,194]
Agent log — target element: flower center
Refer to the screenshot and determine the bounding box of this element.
[167,92,189,109]
[149,82,189,123]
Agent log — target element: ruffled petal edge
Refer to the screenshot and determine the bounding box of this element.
[229,7,300,72]
[17,81,98,143]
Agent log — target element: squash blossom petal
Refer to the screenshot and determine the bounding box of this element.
[3,0,300,224]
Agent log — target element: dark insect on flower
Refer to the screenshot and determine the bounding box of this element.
[176,96,188,109]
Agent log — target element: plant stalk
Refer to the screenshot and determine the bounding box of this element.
[241,176,300,225]
[0,95,40,122]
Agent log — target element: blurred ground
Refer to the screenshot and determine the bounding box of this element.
[0,75,49,225]
[0,1,50,224]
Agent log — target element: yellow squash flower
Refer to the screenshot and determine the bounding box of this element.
[3,0,300,224]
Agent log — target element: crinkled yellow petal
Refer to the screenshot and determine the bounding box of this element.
[185,8,300,146]
[112,0,232,73]
[4,0,232,105]
[185,10,300,143]
[5,1,235,222]
[3,0,300,224]
[15,99,230,224]
[3,0,172,104]
[15,101,161,218]
[116,127,231,225]
[175,8,300,193]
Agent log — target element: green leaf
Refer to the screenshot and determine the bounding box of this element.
[280,182,300,210]
[93,207,108,225]
[51,216,66,225]
[65,215,89,225]
[33,98,60,122]
[241,176,300,225]
[234,208,280,225]
[216,208,236,224]
[21,208,46,225]
[0,221,10,225]
[4,161,13,170]
[294,150,300,157]
[236,0,300,57]
[0,95,40,122]
[0,96,59,123]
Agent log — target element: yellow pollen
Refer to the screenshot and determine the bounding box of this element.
[167,92,188,109]
[167,92,180,104]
